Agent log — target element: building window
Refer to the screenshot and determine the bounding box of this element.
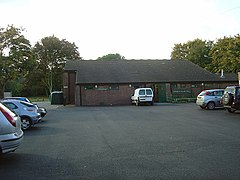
[205,83,214,89]
[95,86,109,90]
[191,84,200,88]
[84,86,94,90]
[171,83,190,88]
[85,85,119,91]
[109,85,119,90]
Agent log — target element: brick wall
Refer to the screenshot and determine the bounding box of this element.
[63,71,76,105]
[80,84,135,106]
[63,72,69,104]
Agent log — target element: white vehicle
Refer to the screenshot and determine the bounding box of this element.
[131,88,154,106]
[0,102,24,154]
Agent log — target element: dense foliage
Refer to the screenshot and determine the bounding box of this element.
[171,35,240,73]
[33,36,80,94]
[0,25,81,98]
[97,53,125,60]
[0,25,34,98]
[209,35,240,73]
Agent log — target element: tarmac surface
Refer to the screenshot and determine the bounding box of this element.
[34,101,63,110]
[1,103,240,179]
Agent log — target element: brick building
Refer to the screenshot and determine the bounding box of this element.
[63,59,238,106]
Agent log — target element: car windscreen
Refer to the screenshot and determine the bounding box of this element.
[237,87,240,96]
[20,101,35,108]
[146,89,152,95]
[139,90,145,95]
[199,91,214,96]
[225,88,235,94]
[0,102,18,116]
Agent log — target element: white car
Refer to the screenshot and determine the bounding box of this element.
[131,88,154,106]
[0,102,24,154]
[1,100,41,130]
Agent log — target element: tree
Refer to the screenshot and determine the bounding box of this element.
[209,35,240,73]
[0,25,34,98]
[33,35,81,95]
[97,53,125,60]
[171,39,213,70]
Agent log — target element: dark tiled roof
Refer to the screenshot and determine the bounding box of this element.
[64,59,238,84]
[215,73,238,82]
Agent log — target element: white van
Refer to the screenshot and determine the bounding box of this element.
[131,88,154,106]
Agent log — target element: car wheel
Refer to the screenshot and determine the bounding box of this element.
[136,100,139,106]
[136,98,141,106]
[21,117,31,130]
[207,102,215,110]
[227,108,236,113]
[223,93,233,105]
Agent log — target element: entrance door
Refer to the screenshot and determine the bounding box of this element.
[158,83,167,102]
[153,84,159,102]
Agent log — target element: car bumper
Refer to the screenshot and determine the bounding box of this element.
[0,130,24,154]
[31,114,42,124]
[38,107,47,117]
[196,100,206,106]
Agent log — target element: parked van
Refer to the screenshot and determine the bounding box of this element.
[131,88,154,106]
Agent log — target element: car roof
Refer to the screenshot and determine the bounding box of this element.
[1,99,34,106]
[225,86,240,88]
[203,89,224,92]
[136,88,152,90]
[3,97,30,102]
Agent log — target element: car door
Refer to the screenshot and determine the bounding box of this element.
[145,89,153,102]
[138,89,146,101]
[236,87,240,109]
[213,90,224,107]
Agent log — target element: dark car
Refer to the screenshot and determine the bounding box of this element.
[221,86,240,113]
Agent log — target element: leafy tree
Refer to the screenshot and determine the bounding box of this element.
[33,35,81,95]
[171,43,188,60]
[0,25,34,98]
[97,53,125,60]
[209,35,240,73]
[171,39,213,70]
[21,69,47,97]
[5,78,25,97]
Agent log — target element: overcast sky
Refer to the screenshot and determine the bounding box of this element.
[1,0,240,60]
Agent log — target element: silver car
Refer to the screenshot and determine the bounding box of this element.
[3,97,47,117]
[196,89,224,110]
[1,100,41,130]
[0,102,24,154]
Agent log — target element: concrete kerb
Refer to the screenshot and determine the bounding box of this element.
[33,101,63,110]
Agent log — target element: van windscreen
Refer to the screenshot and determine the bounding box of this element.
[146,89,152,95]
[139,90,145,95]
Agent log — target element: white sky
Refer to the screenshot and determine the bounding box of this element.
[1,0,240,60]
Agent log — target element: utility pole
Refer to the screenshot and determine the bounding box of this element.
[238,72,240,86]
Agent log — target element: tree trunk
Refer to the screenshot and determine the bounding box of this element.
[0,81,7,98]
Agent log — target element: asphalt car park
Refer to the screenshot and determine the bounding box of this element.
[0,103,240,179]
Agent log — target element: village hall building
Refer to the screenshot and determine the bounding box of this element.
[63,59,238,106]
